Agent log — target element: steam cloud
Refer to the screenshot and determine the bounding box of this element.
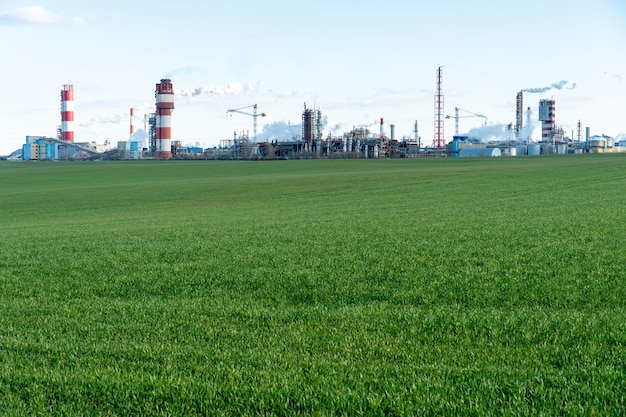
[258,116,330,142]
[259,121,303,141]
[176,82,257,97]
[523,80,576,93]
[77,115,122,127]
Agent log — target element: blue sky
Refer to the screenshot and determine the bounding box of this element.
[1,0,625,154]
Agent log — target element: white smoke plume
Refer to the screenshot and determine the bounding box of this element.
[463,124,514,143]
[462,113,540,144]
[259,121,303,141]
[523,80,576,93]
[132,102,155,113]
[164,66,196,79]
[330,123,343,133]
[77,115,122,127]
[257,116,331,142]
[176,82,257,97]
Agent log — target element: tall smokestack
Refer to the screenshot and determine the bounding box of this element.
[515,91,523,138]
[130,108,135,137]
[61,84,74,142]
[155,79,174,158]
[380,117,384,139]
[526,106,532,142]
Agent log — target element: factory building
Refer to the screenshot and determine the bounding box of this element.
[9,68,622,161]
[22,136,58,160]
[20,85,109,160]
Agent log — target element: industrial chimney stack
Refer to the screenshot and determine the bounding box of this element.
[155,79,174,158]
[61,84,75,142]
[130,107,135,137]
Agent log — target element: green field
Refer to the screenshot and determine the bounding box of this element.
[0,155,625,416]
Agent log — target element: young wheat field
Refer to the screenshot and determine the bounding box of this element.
[0,155,625,416]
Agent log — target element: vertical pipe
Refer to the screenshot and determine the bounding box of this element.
[515,91,523,138]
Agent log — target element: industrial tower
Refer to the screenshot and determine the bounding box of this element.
[539,99,556,141]
[226,104,266,142]
[432,67,445,148]
[155,79,175,158]
[129,108,135,137]
[515,91,523,138]
[60,84,75,142]
[446,107,487,136]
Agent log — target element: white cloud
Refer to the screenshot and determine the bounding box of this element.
[0,6,61,25]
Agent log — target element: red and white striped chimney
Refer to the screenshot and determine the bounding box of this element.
[155,79,174,158]
[130,107,135,137]
[61,84,74,142]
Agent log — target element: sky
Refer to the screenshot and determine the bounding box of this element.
[1,0,625,155]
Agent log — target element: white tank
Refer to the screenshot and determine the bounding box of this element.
[458,148,501,157]
[527,144,540,155]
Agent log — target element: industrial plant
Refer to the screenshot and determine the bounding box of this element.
[9,69,624,161]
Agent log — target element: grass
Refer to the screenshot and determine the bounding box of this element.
[0,155,625,415]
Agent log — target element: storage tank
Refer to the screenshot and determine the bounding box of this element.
[556,143,568,154]
[458,148,501,157]
[516,145,528,155]
[541,143,554,154]
[527,144,540,155]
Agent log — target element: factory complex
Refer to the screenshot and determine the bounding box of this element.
[6,69,624,161]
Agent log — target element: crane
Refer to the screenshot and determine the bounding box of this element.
[446,107,487,136]
[226,104,267,141]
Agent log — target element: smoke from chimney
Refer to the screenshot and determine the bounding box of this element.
[76,115,122,127]
[176,82,257,97]
[523,80,576,93]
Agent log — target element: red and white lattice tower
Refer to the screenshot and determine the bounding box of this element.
[60,84,75,142]
[130,107,135,137]
[432,66,444,148]
[155,79,175,158]
[538,99,556,141]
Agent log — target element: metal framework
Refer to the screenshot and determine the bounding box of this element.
[515,91,523,137]
[432,67,445,148]
[446,107,488,136]
[227,104,266,141]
